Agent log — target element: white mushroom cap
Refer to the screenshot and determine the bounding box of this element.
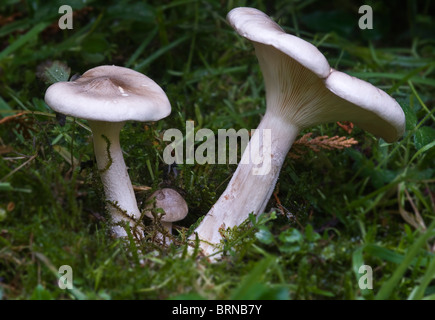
[144,188,188,223]
[227,7,405,143]
[325,69,405,142]
[45,65,171,122]
[227,7,330,78]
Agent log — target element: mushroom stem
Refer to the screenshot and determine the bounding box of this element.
[161,221,173,234]
[191,113,299,256]
[89,120,143,240]
[150,221,173,244]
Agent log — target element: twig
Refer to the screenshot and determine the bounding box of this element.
[0,153,38,182]
[397,186,426,232]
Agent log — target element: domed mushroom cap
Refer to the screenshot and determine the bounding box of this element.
[144,188,188,222]
[44,65,171,122]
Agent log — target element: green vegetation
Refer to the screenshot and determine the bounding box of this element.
[0,0,434,300]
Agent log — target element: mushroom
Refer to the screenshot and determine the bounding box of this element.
[44,65,171,240]
[143,188,188,241]
[190,7,406,257]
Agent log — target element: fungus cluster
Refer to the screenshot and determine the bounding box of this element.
[44,8,406,260]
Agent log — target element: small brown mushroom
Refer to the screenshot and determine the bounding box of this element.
[144,188,188,240]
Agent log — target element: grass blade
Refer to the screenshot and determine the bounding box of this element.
[134,35,189,72]
[0,22,49,62]
[408,255,435,300]
[376,220,435,300]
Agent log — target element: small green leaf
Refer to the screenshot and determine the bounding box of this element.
[398,98,417,130]
[279,228,303,244]
[0,97,14,117]
[230,255,276,300]
[36,60,71,85]
[30,284,53,300]
[305,224,320,242]
[255,226,274,245]
[414,126,435,150]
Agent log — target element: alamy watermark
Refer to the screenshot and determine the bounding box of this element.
[58,5,73,30]
[58,265,73,289]
[358,5,373,30]
[358,265,373,290]
[162,121,272,175]
[58,4,375,35]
